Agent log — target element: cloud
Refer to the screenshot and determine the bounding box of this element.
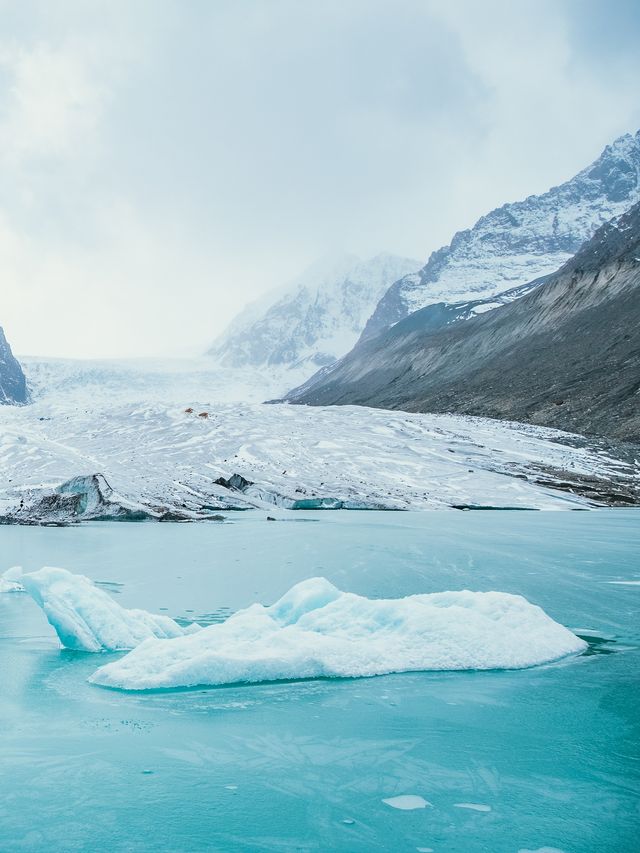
[0,0,638,358]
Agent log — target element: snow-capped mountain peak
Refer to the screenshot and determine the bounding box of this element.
[207,252,420,371]
[360,130,640,340]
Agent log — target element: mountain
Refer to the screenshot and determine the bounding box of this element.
[361,131,640,341]
[207,253,419,371]
[285,202,640,444]
[0,327,28,404]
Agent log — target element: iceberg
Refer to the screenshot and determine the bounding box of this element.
[89,577,587,690]
[8,566,198,652]
[0,567,24,593]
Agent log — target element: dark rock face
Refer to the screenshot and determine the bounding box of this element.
[0,327,28,404]
[286,203,640,444]
[361,131,640,342]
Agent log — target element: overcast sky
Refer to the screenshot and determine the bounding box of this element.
[1,0,639,358]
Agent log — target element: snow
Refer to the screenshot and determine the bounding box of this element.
[6,566,198,652]
[88,576,587,690]
[208,252,419,370]
[0,357,635,518]
[365,131,640,336]
[383,796,431,811]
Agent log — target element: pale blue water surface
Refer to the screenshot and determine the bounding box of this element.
[1,511,638,853]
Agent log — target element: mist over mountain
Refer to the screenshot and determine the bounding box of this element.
[207,253,419,372]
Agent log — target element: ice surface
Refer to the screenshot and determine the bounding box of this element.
[10,566,198,652]
[0,567,24,593]
[0,357,635,520]
[89,577,587,690]
[383,795,431,810]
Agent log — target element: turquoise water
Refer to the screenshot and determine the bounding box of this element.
[1,511,639,852]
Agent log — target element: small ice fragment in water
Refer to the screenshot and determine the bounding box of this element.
[607,580,640,586]
[383,795,431,810]
[417,848,434,852]
[341,819,355,825]
[224,785,238,790]
[454,802,491,812]
[517,848,566,853]
[141,769,154,775]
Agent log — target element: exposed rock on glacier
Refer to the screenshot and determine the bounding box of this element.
[6,566,198,652]
[361,131,640,340]
[89,577,587,690]
[0,327,28,405]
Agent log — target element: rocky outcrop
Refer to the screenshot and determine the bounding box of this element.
[0,327,28,404]
[361,131,640,341]
[2,474,225,525]
[285,203,640,444]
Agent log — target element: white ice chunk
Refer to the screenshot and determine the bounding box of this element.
[517,849,566,853]
[383,795,431,811]
[454,802,492,812]
[12,566,199,652]
[88,576,587,690]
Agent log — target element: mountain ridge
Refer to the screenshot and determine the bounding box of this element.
[284,202,640,444]
[207,252,419,372]
[360,130,640,341]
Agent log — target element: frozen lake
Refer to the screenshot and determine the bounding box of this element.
[1,511,639,852]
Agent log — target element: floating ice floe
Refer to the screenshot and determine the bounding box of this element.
[454,802,492,812]
[383,795,431,811]
[6,566,199,652]
[88,576,587,691]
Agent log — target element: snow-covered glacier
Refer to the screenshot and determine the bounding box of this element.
[0,357,636,521]
[5,566,197,651]
[88,577,587,690]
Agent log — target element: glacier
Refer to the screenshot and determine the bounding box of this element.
[1,354,637,521]
[5,566,198,652]
[88,576,587,691]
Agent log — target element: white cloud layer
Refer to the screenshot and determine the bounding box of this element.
[0,0,639,357]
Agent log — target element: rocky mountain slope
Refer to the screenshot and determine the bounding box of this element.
[361,131,640,341]
[286,202,640,444]
[0,327,28,404]
[208,253,418,371]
